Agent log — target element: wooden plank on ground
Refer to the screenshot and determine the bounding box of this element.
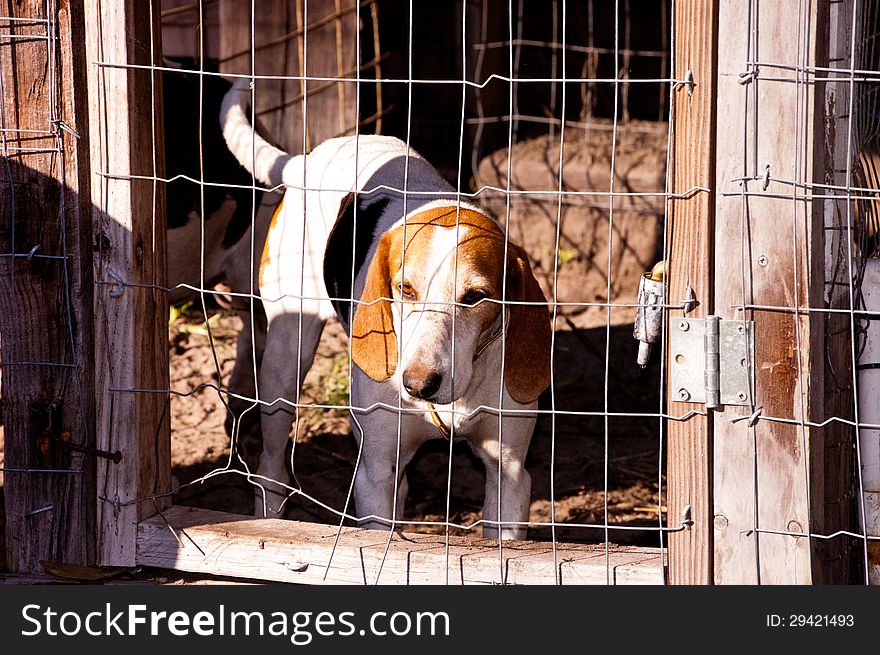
[84,0,171,566]
[137,506,665,585]
[712,0,827,584]
[665,0,718,585]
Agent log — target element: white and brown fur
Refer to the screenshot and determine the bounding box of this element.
[220,78,551,539]
[163,64,275,440]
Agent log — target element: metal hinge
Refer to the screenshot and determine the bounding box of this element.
[670,316,754,409]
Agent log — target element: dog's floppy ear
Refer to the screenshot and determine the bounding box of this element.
[503,243,551,404]
[351,233,398,381]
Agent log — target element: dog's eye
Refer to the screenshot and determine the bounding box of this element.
[397,281,416,299]
[460,289,489,307]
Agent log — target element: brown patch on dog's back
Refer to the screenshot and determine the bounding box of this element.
[259,198,285,289]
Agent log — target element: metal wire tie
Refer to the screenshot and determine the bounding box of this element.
[738,68,758,85]
[729,405,763,427]
[107,267,125,297]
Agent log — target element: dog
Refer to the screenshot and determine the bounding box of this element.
[220,78,552,539]
[162,63,274,441]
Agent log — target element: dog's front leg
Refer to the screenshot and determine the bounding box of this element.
[468,413,536,540]
[349,404,423,532]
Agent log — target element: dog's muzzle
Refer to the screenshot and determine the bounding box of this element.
[402,367,442,400]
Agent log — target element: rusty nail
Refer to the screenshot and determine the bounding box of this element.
[58,440,122,463]
[681,504,694,530]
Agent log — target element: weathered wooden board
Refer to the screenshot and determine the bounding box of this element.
[712,0,827,584]
[218,0,360,156]
[665,0,718,585]
[137,506,665,585]
[84,0,172,566]
[0,0,96,573]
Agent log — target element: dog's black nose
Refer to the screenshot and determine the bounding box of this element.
[403,369,442,400]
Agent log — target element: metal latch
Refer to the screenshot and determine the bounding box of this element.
[670,316,754,409]
[633,261,666,368]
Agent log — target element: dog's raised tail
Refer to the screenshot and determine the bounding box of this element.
[219,77,291,189]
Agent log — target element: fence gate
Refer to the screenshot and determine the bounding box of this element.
[1,0,876,585]
[668,0,868,584]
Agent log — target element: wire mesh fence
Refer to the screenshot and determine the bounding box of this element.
[147,0,677,585]
[155,0,668,543]
[1,0,879,584]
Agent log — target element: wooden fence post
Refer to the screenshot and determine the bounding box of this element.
[665,0,718,585]
[0,0,96,573]
[84,0,171,566]
[712,0,847,584]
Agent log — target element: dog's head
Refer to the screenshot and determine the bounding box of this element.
[350,206,551,405]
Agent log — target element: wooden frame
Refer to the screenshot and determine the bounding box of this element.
[85,0,171,566]
[2,0,857,584]
[665,0,718,585]
[0,0,96,573]
[137,506,664,585]
[711,0,839,585]
[666,0,856,584]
